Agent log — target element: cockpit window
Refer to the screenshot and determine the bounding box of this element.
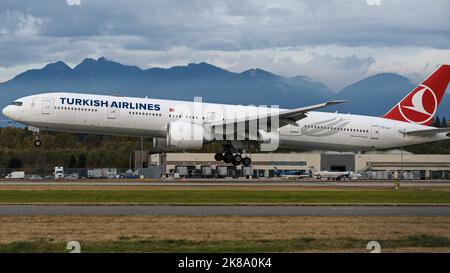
[11,101,23,106]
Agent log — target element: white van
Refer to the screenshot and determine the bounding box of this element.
[5,171,25,179]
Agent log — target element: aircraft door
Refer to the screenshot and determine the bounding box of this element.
[290,124,300,135]
[107,107,117,119]
[41,100,51,115]
[206,112,216,122]
[371,125,380,139]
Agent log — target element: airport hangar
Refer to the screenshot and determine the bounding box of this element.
[140,150,450,180]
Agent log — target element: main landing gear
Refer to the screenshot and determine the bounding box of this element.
[214,151,251,166]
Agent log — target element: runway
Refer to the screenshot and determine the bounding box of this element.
[0,205,449,216]
[0,180,449,189]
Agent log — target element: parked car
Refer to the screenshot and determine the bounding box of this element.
[27,174,42,180]
[119,170,140,179]
[65,173,79,180]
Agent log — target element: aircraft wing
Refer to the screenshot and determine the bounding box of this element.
[208,100,348,129]
[401,127,450,136]
[274,100,348,127]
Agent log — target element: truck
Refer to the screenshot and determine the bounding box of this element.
[54,166,64,179]
[5,171,25,179]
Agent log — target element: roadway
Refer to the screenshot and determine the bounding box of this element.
[0,205,449,216]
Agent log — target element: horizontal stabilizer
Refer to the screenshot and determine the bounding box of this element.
[401,127,450,136]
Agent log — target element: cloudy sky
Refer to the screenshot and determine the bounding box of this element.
[0,0,449,90]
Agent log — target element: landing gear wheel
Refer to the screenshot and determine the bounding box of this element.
[34,139,42,147]
[223,152,233,163]
[242,157,251,166]
[214,153,223,161]
[232,154,242,166]
[32,130,41,147]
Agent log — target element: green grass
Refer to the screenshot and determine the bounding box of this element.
[0,189,449,204]
[1,235,449,253]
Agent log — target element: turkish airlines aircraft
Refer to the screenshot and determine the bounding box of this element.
[2,64,450,166]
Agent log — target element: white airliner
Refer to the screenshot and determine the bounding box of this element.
[2,64,450,166]
[308,167,362,180]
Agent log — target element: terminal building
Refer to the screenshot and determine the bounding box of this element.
[143,151,450,180]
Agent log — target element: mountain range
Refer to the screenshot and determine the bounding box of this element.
[0,57,449,123]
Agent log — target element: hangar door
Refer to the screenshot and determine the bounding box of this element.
[321,154,355,172]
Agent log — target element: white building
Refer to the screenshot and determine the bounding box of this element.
[148,151,450,179]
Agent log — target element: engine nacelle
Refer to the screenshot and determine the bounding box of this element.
[153,137,169,149]
[166,121,212,150]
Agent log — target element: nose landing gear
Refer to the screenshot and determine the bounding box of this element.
[28,126,42,147]
[33,132,42,147]
[34,138,42,147]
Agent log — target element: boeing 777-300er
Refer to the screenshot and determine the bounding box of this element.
[2,65,450,166]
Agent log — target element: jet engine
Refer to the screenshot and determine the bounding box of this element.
[153,137,169,149]
[166,121,213,150]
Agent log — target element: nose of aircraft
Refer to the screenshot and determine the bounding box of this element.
[2,105,20,121]
[2,105,12,118]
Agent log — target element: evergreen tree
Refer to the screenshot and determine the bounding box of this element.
[68,154,77,168]
[77,153,87,168]
[7,157,22,168]
[432,116,441,127]
[441,116,447,128]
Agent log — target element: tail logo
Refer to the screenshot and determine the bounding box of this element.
[398,84,437,124]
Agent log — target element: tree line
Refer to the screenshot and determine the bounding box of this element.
[0,127,151,169]
[431,116,448,128]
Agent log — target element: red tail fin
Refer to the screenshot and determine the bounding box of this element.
[383,64,450,126]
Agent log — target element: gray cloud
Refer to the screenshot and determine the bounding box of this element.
[0,0,449,88]
[2,0,449,49]
[294,53,376,90]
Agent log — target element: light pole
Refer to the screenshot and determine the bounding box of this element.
[400,145,404,180]
[140,136,144,178]
[129,152,132,171]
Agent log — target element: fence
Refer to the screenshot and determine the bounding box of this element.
[0,168,138,179]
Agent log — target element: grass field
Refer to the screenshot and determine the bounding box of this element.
[0,189,449,204]
[0,216,449,252]
[1,187,448,252]
[3,236,450,253]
